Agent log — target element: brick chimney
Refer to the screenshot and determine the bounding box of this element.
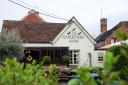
[100,18,107,33]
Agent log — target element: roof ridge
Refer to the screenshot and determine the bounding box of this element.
[21,10,46,23]
[95,20,128,42]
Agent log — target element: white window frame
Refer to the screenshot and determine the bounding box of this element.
[111,38,117,44]
[98,52,103,62]
[69,50,80,65]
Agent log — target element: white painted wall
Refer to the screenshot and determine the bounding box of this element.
[53,20,95,67]
[93,50,106,68]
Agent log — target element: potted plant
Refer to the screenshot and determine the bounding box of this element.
[62,55,70,66]
[42,56,51,65]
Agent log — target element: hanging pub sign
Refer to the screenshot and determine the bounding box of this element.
[63,28,84,43]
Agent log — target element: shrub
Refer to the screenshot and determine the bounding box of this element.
[62,55,70,63]
[104,43,128,82]
[0,58,58,85]
[47,64,59,81]
[68,67,97,85]
[0,29,24,61]
[103,29,128,84]
[42,56,51,64]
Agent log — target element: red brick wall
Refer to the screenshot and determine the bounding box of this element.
[100,18,107,33]
[104,23,128,46]
[105,34,122,45]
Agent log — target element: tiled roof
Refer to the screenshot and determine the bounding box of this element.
[2,10,66,43]
[100,40,128,49]
[95,21,128,42]
[2,20,66,43]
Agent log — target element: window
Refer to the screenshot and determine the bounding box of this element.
[98,53,103,62]
[98,41,105,47]
[111,38,117,44]
[69,50,80,64]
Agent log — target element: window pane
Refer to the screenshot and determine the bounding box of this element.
[69,50,79,64]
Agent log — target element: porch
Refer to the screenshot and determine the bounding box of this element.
[24,47,69,66]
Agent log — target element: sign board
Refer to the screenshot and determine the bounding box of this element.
[63,28,84,43]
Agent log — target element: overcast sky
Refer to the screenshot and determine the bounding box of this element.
[0,0,128,37]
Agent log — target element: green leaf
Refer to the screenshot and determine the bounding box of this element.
[113,29,127,40]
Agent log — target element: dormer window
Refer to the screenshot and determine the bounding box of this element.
[111,38,117,44]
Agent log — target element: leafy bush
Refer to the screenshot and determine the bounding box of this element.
[68,67,97,85]
[102,29,128,84]
[62,55,70,63]
[104,43,128,83]
[46,64,59,81]
[0,58,58,85]
[0,29,24,61]
[42,56,51,64]
[68,78,82,85]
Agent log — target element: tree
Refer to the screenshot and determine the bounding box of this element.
[104,29,128,84]
[104,44,128,79]
[113,29,127,41]
[0,29,24,61]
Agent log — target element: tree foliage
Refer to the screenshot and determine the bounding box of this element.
[104,44,128,80]
[68,68,97,85]
[42,56,51,64]
[113,29,127,40]
[62,55,70,63]
[103,29,128,84]
[0,29,24,61]
[0,58,58,85]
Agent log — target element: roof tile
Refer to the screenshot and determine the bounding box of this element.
[3,20,66,43]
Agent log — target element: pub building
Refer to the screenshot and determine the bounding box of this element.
[2,10,104,67]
